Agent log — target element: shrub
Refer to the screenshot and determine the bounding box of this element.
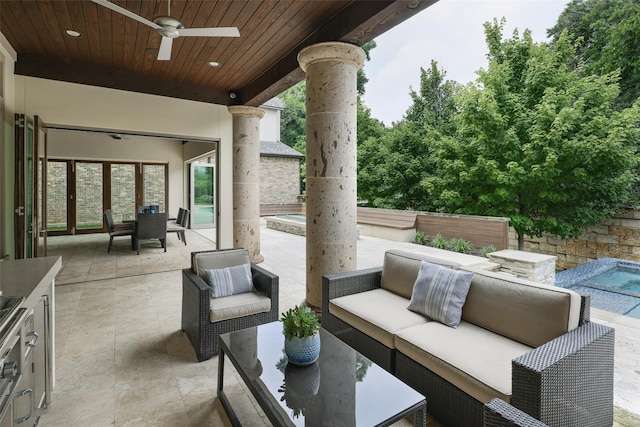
[449,238,472,253]
[481,245,497,258]
[431,234,449,250]
[413,231,428,245]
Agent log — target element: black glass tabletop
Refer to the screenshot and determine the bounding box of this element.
[219,321,426,427]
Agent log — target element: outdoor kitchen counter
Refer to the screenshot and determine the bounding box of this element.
[0,255,61,424]
[0,256,61,303]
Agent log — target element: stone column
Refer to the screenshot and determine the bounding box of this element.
[298,42,365,311]
[227,106,265,263]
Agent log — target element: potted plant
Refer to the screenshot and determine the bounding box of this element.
[281,305,321,366]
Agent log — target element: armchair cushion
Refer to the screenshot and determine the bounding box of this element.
[210,291,272,322]
[407,261,473,328]
[205,263,255,298]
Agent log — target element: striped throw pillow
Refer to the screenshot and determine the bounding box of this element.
[205,263,254,298]
[407,260,473,328]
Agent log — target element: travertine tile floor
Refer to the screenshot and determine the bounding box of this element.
[39,226,640,426]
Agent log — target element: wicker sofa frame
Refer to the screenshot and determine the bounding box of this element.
[182,249,279,362]
[322,267,615,427]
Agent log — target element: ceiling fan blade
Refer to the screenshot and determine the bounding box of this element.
[91,0,162,30]
[178,27,240,37]
[158,37,173,61]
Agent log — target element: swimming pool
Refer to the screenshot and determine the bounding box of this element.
[275,213,306,223]
[556,258,640,319]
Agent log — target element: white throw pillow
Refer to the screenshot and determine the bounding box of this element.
[407,260,473,328]
[205,263,254,298]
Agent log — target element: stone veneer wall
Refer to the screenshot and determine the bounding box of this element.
[508,208,640,270]
[488,250,557,285]
[259,156,301,205]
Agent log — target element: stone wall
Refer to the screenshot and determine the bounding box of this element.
[260,156,301,205]
[142,164,166,212]
[75,163,103,228]
[488,250,557,285]
[509,208,640,270]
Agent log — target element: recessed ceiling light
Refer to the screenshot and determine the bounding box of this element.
[65,29,81,37]
[208,61,220,67]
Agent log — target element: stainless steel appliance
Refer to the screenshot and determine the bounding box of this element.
[0,297,27,427]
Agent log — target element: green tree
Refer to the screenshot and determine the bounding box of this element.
[358,120,435,209]
[357,41,376,95]
[426,19,640,250]
[405,60,460,136]
[548,0,640,110]
[357,61,458,209]
[280,81,307,151]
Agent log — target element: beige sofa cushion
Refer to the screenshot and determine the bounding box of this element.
[381,249,461,299]
[192,249,250,282]
[395,321,532,404]
[210,291,271,322]
[329,288,429,348]
[460,267,581,348]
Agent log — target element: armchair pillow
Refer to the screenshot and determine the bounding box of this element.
[205,263,254,298]
[407,260,473,328]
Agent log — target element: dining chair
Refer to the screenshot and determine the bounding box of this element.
[135,212,167,254]
[103,209,135,252]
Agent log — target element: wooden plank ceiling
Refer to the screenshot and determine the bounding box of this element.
[0,0,437,107]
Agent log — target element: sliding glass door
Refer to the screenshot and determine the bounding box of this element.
[190,164,215,229]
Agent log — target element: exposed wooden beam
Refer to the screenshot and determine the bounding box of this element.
[241,0,439,107]
[14,54,234,105]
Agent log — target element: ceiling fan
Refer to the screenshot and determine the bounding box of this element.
[91,0,240,61]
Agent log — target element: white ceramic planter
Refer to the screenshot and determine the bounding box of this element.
[284,333,321,366]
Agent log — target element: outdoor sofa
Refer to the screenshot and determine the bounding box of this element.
[322,249,614,427]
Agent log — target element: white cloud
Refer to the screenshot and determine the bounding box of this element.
[362,0,570,126]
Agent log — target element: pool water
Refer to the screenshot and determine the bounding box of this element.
[585,267,640,296]
[275,213,306,223]
[556,258,640,320]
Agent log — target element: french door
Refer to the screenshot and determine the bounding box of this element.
[190,163,215,229]
[14,114,48,258]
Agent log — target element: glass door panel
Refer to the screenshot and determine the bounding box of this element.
[111,163,136,221]
[35,116,48,256]
[13,114,35,258]
[190,164,215,229]
[25,120,34,257]
[75,162,103,231]
[143,164,166,213]
[46,161,68,233]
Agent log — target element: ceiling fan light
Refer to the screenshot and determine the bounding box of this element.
[208,61,220,67]
[65,29,81,37]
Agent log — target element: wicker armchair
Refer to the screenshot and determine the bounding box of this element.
[484,399,549,427]
[135,212,167,254]
[103,209,135,252]
[181,249,279,361]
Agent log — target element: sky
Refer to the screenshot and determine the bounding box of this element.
[362,0,571,126]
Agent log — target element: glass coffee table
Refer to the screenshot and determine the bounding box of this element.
[218,321,427,426]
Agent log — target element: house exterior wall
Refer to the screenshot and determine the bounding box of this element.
[260,156,301,205]
[260,108,281,142]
